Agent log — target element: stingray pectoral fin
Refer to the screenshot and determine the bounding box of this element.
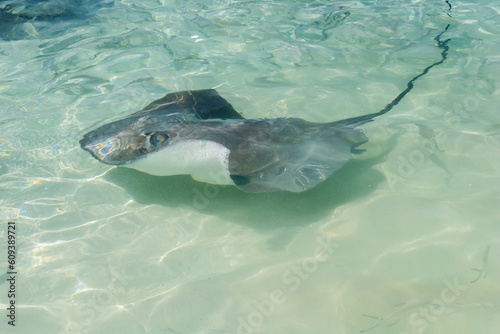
[229,131,356,193]
[230,175,252,187]
[229,154,349,193]
[133,89,244,120]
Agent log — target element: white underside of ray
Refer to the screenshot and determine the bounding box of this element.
[126,140,234,185]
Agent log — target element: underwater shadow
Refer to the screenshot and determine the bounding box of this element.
[0,0,113,40]
[105,154,386,231]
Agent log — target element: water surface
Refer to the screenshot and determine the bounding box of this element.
[0,0,499,333]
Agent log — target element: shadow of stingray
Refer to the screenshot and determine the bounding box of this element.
[105,154,386,231]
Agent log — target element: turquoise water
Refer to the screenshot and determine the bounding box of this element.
[1,0,499,333]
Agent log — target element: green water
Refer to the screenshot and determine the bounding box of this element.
[0,0,499,333]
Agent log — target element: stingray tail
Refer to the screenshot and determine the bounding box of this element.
[334,2,453,127]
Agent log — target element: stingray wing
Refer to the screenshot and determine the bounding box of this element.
[227,120,367,193]
[80,89,244,164]
[131,89,244,120]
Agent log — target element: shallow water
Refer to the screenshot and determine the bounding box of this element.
[0,0,499,333]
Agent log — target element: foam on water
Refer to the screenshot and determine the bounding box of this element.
[0,0,499,333]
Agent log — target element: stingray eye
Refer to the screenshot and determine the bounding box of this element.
[149,133,168,147]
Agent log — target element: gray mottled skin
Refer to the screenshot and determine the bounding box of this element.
[80,89,369,193]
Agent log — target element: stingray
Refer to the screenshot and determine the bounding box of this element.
[80,26,451,193]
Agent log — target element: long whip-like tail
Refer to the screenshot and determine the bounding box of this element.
[335,1,453,127]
